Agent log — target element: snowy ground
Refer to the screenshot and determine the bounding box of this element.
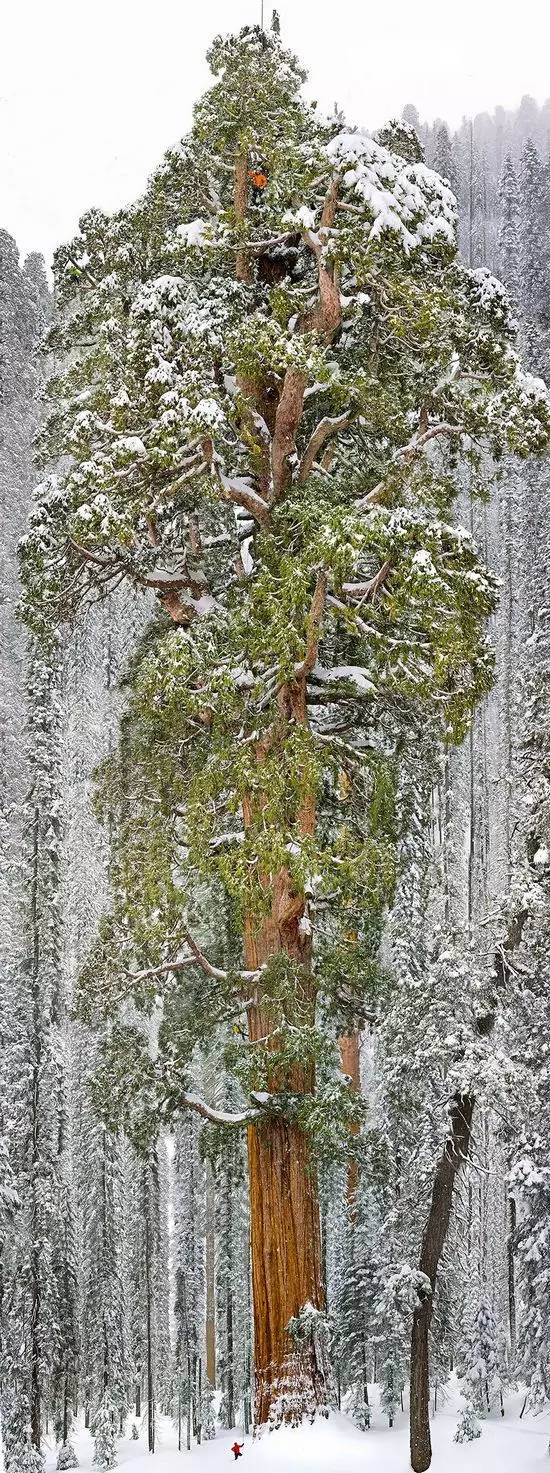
[39,1394,550,1473]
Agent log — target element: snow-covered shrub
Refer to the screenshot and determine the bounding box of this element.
[201,1381,216,1439]
[57,1445,79,1469]
[92,1394,118,1468]
[454,1404,481,1442]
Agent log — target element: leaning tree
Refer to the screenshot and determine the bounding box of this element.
[20,21,550,1433]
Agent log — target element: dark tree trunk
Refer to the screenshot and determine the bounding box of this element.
[410,1094,474,1473]
[145,1206,155,1453]
[63,1373,69,1445]
[196,1357,202,1445]
[205,1164,216,1388]
[507,1187,517,1358]
[226,1230,235,1430]
[30,805,42,1451]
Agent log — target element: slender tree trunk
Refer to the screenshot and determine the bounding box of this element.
[30,805,42,1451]
[186,1351,192,1451]
[340,1032,361,1208]
[410,1094,474,1473]
[63,1373,69,1445]
[196,1358,202,1445]
[205,1163,216,1388]
[226,1218,234,1429]
[235,154,252,284]
[145,1198,155,1453]
[507,1187,517,1358]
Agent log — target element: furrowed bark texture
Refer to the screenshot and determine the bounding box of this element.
[244,683,327,1427]
[410,1094,474,1473]
[233,162,340,1426]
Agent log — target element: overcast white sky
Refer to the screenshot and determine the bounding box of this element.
[2,0,550,266]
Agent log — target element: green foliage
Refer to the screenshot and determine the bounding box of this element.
[21,21,550,1155]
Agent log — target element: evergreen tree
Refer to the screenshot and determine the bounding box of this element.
[20,23,550,1434]
[518,139,550,371]
[459,1296,505,1416]
[92,1391,118,1469]
[498,156,520,302]
[432,123,459,197]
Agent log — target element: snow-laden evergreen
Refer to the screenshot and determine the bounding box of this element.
[2,25,550,1473]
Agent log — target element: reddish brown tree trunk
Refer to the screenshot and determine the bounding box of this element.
[410,1094,474,1473]
[243,668,330,1424]
[244,877,327,1425]
[247,1113,326,1424]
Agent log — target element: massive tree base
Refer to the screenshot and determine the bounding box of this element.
[248,1115,330,1427]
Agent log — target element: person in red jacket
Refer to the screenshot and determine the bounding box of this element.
[231,1442,244,1460]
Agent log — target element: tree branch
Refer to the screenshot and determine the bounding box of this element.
[298,411,354,485]
[271,367,308,502]
[181,1093,259,1127]
[358,424,465,509]
[205,438,271,525]
[294,570,328,679]
[300,179,342,342]
[342,560,392,603]
[126,929,260,988]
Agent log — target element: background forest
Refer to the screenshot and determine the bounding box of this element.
[1,33,550,1473]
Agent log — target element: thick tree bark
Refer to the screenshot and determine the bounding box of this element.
[244,681,328,1424]
[225,1164,235,1429]
[245,893,327,1423]
[410,1094,474,1473]
[247,1109,326,1424]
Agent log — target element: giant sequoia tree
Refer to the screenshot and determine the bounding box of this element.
[20,22,550,1429]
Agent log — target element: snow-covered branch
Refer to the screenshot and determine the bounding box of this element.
[358,423,465,509]
[298,411,355,484]
[181,1093,259,1127]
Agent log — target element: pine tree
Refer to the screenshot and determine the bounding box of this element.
[518,139,550,371]
[459,1296,505,1416]
[432,123,459,197]
[79,1107,130,1437]
[454,1403,481,1443]
[498,156,520,302]
[20,23,550,1431]
[92,1391,118,1469]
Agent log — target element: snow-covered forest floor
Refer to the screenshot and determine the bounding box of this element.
[34,1395,550,1473]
